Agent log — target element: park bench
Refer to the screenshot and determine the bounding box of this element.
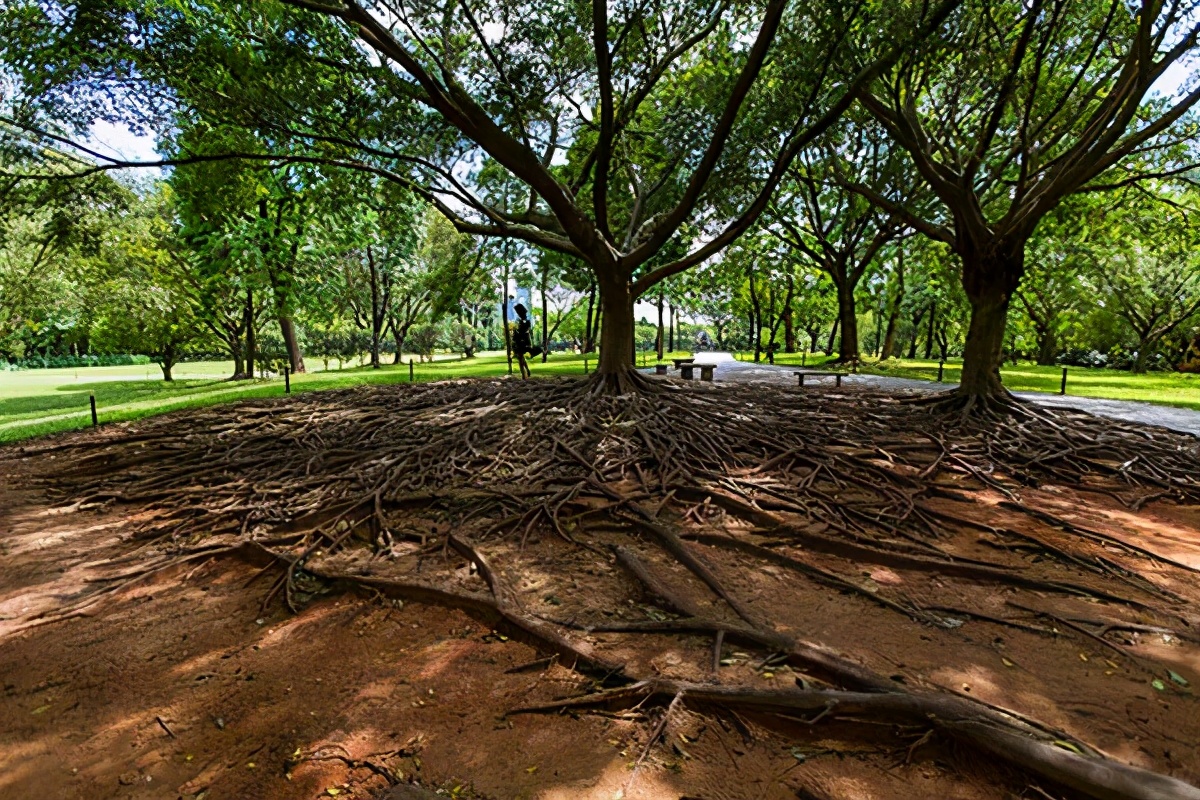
[794,370,846,387]
[681,363,716,381]
[671,358,695,368]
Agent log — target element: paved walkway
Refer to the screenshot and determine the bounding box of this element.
[650,355,1200,437]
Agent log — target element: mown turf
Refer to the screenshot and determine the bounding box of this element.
[0,352,647,442]
[2,350,1198,443]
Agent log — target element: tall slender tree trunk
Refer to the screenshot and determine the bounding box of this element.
[582,281,596,353]
[907,307,926,359]
[390,319,406,365]
[826,317,839,355]
[368,246,382,369]
[748,268,762,362]
[834,280,858,363]
[668,303,675,353]
[656,289,665,360]
[923,302,936,359]
[244,288,257,379]
[958,245,1025,397]
[541,270,549,362]
[501,261,512,375]
[880,254,905,361]
[279,317,305,374]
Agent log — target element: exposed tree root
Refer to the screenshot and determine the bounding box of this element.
[9,377,1200,798]
[511,680,1200,800]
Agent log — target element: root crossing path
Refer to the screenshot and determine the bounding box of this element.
[4,375,1200,800]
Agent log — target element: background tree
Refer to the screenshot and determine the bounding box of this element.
[768,124,912,362]
[1082,192,1200,372]
[853,0,1200,404]
[89,189,210,380]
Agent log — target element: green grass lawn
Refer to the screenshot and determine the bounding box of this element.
[0,351,634,443]
[3,350,1198,444]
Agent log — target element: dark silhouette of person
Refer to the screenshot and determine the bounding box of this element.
[511,303,542,379]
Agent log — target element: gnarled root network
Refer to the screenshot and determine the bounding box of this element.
[12,375,1200,799]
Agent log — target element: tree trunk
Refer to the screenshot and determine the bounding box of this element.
[160,344,175,382]
[1035,328,1057,366]
[826,317,839,355]
[541,273,549,362]
[392,325,404,365]
[1133,342,1151,374]
[279,316,306,374]
[245,288,257,378]
[880,307,900,361]
[907,307,926,360]
[958,247,1024,398]
[502,262,512,375]
[368,247,382,369]
[923,301,936,359]
[583,281,596,353]
[595,274,638,388]
[880,252,904,361]
[748,267,762,362]
[668,302,675,353]
[656,290,665,360]
[807,327,820,354]
[835,280,858,363]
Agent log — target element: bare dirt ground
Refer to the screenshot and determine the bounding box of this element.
[2,378,1200,800]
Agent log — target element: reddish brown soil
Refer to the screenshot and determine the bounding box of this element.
[3,409,1200,800]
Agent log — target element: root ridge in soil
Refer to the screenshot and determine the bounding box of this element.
[8,375,1200,799]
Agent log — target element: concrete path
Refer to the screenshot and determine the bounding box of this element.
[651,355,1200,437]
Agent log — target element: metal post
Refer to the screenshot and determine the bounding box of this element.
[1060,367,1068,395]
[284,366,290,394]
[937,361,945,382]
[89,395,98,427]
[409,360,414,382]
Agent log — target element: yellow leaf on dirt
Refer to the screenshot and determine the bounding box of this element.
[1001,657,1014,668]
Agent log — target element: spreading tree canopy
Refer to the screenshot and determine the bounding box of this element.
[2,0,959,389]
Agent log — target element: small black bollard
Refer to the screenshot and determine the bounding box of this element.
[1060,367,1068,395]
[89,394,98,427]
[284,366,290,394]
[409,360,414,382]
[937,361,945,382]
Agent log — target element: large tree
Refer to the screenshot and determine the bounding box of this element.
[3,0,958,391]
[850,0,1200,404]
